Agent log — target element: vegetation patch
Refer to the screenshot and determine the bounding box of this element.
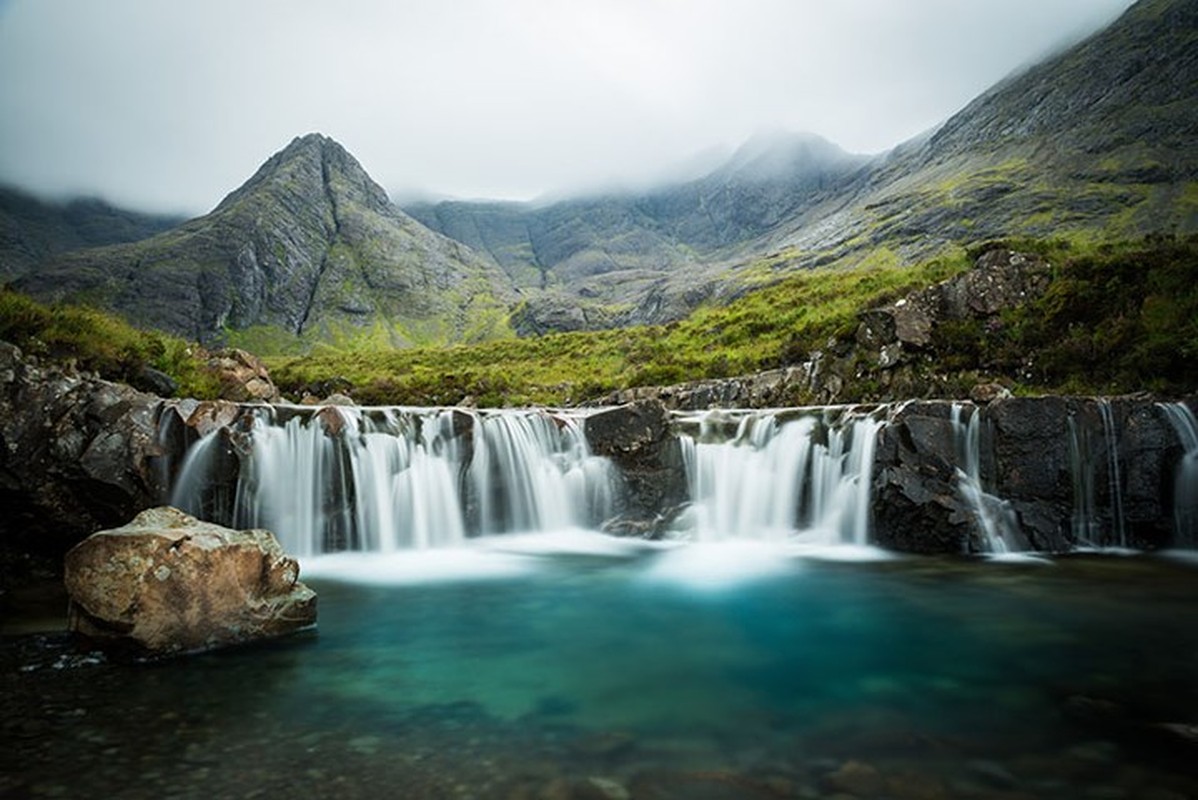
[0,287,220,398]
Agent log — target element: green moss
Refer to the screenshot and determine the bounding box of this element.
[0,287,220,398]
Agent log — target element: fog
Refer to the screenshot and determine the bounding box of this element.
[0,0,1135,214]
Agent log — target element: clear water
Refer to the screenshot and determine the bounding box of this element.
[6,539,1198,799]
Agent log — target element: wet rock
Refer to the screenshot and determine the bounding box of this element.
[64,507,316,654]
[871,401,972,554]
[584,401,688,528]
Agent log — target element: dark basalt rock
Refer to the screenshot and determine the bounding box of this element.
[0,341,166,566]
[584,400,688,530]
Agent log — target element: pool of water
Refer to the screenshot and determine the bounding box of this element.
[5,535,1198,799]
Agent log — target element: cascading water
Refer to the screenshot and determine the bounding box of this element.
[1097,399,1127,547]
[950,403,1026,553]
[169,406,619,555]
[1067,400,1129,548]
[676,408,883,544]
[1158,402,1198,546]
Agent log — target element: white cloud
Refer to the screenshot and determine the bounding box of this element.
[0,0,1135,213]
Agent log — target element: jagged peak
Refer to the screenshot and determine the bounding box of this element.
[213,132,391,215]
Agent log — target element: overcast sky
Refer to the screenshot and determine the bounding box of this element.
[0,0,1135,215]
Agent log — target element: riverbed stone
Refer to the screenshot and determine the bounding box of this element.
[64,507,316,654]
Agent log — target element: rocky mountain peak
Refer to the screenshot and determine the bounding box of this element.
[214,132,392,218]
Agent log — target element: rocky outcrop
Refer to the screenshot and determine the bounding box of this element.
[204,347,280,403]
[872,396,1188,554]
[64,507,316,654]
[599,249,1050,410]
[0,342,166,563]
[583,401,688,537]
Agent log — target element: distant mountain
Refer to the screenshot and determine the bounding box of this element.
[9,0,1196,348]
[413,0,1198,333]
[406,131,867,332]
[0,187,183,280]
[17,134,514,347]
[759,0,1198,266]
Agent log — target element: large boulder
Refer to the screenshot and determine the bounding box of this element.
[64,507,316,654]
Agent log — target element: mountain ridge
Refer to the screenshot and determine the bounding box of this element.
[16,134,515,348]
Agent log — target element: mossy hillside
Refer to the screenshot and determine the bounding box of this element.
[932,236,1198,395]
[0,287,220,398]
[268,252,973,406]
[270,236,1198,406]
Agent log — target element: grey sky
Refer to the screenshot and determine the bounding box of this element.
[0,0,1135,214]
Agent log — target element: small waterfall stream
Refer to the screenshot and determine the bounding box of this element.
[676,408,883,544]
[1067,400,1129,548]
[1159,402,1198,545]
[950,403,1026,554]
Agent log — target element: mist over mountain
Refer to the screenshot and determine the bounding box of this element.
[0,187,183,281]
[3,0,1196,347]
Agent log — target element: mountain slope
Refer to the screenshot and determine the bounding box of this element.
[763,0,1198,264]
[406,132,867,331]
[17,135,515,347]
[413,0,1198,334]
[0,187,183,281]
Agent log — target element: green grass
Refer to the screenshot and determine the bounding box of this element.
[268,251,973,406]
[943,235,1198,395]
[7,235,1194,407]
[0,287,220,398]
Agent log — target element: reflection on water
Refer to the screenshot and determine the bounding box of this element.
[4,538,1198,799]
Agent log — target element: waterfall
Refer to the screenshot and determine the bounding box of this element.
[1067,412,1099,545]
[169,406,619,555]
[950,404,1026,553]
[1158,402,1198,546]
[677,408,883,544]
[1067,400,1129,548]
[1097,399,1127,547]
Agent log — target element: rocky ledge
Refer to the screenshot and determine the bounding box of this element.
[64,507,316,654]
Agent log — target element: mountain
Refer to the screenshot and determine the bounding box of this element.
[406,131,868,332]
[8,0,1196,348]
[16,135,515,348]
[775,0,1198,253]
[412,0,1198,333]
[0,187,183,280]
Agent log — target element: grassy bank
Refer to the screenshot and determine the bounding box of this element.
[0,287,220,398]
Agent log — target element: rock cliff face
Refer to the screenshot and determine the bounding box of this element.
[17,135,514,347]
[0,342,166,564]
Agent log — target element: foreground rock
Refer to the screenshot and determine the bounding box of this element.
[64,507,316,654]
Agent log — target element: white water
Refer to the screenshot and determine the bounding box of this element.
[1158,402,1198,546]
[950,404,1026,553]
[677,409,883,544]
[1068,401,1129,548]
[170,406,619,555]
[1097,399,1127,547]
